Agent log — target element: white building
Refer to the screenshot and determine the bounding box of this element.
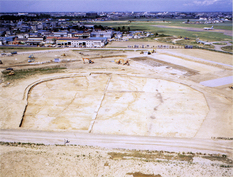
[53,31,68,37]
[56,37,107,48]
[91,30,113,39]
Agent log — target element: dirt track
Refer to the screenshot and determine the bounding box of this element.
[0,129,232,155]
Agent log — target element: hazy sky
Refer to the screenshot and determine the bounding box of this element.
[0,0,232,12]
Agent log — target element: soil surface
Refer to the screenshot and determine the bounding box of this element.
[0,46,232,176]
[0,142,232,177]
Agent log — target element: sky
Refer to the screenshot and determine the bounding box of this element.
[0,0,232,13]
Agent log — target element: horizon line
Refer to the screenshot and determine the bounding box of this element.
[1,11,232,13]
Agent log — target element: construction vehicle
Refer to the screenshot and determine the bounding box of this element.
[123,59,130,66]
[114,59,125,64]
[114,59,130,66]
[7,71,15,76]
[28,54,35,59]
[82,58,94,64]
[2,68,15,76]
[149,49,156,53]
[28,54,35,63]
[28,59,35,63]
[61,53,66,56]
[147,49,156,55]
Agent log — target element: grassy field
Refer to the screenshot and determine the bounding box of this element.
[2,67,66,82]
[89,20,232,42]
[151,19,232,30]
[0,47,59,53]
[91,19,232,30]
[213,42,227,45]
[221,45,233,53]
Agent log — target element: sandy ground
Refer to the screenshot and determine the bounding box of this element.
[159,49,233,66]
[107,41,178,48]
[21,74,208,138]
[0,48,232,137]
[0,46,233,176]
[1,143,232,177]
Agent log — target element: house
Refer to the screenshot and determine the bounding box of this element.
[5,36,16,44]
[37,22,44,30]
[9,37,28,45]
[53,31,68,37]
[45,36,59,45]
[26,37,44,45]
[90,30,113,39]
[114,31,123,39]
[31,25,37,31]
[29,33,40,37]
[17,33,29,38]
[37,30,51,37]
[84,24,94,29]
[0,37,6,45]
[73,32,90,39]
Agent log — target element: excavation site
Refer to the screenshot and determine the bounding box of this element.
[20,74,209,137]
[0,46,232,144]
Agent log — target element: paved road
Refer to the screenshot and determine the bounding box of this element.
[0,129,232,156]
[200,76,233,87]
[210,41,232,51]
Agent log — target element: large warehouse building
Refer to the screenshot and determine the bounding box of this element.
[56,37,108,48]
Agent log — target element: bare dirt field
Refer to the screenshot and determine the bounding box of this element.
[0,46,233,176]
[1,142,233,177]
[107,41,174,48]
[21,74,208,138]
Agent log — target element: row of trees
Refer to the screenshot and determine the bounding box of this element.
[113,26,131,32]
[93,25,130,32]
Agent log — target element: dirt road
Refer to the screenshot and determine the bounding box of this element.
[1,129,232,157]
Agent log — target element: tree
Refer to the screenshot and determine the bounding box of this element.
[52,38,57,44]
